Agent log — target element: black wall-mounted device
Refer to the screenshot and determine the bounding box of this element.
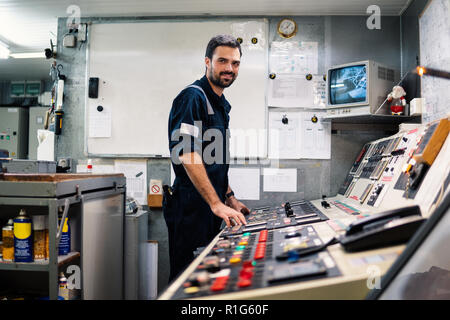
[89,77,99,98]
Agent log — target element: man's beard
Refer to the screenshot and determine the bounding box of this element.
[208,67,236,88]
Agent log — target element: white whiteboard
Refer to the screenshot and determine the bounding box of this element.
[419,0,450,123]
[86,20,268,157]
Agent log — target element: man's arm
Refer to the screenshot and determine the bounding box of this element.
[225,185,250,215]
[179,151,246,227]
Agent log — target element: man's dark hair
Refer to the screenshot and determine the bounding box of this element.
[205,34,242,59]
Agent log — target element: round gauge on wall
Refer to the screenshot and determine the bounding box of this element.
[277,18,297,39]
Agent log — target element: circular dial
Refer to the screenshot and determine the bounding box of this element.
[277,18,297,38]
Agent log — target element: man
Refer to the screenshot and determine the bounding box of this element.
[164,35,249,281]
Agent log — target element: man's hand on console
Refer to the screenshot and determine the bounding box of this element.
[211,202,247,227]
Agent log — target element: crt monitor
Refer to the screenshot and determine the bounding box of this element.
[326,60,398,116]
[329,63,367,105]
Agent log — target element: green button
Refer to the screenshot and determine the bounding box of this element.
[243,232,251,236]
[235,245,246,251]
[6,135,10,140]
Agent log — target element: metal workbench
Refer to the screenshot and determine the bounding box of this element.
[0,173,126,300]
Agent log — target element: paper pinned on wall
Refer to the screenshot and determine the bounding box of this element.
[268,110,331,160]
[312,76,327,108]
[268,111,302,159]
[299,111,331,159]
[37,129,55,161]
[114,159,147,205]
[269,41,318,75]
[263,168,297,193]
[89,106,112,138]
[228,168,260,200]
[268,74,326,109]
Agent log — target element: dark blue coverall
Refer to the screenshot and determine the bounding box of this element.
[164,75,231,281]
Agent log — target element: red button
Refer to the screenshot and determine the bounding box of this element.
[211,276,229,292]
[254,243,266,259]
[240,268,253,279]
[238,278,252,288]
[258,230,268,242]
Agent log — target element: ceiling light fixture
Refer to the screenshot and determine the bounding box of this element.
[0,40,10,59]
[9,52,45,59]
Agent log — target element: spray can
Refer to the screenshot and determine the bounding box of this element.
[2,219,14,262]
[58,216,71,255]
[58,272,69,300]
[13,209,33,262]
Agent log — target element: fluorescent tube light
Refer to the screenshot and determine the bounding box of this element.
[9,52,45,59]
[0,40,9,59]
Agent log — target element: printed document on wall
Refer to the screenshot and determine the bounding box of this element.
[114,159,147,205]
[268,111,302,159]
[263,168,297,192]
[268,74,326,109]
[269,41,318,75]
[228,168,260,200]
[89,105,112,138]
[300,111,331,159]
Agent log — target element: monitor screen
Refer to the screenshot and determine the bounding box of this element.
[329,64,367,105]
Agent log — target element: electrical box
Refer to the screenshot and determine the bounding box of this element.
[10,81,25,98]
[63,34,76,47]
[28,106,48,160]
[25,81,43,97]
[10,81,43,98]
[0,107,29,159]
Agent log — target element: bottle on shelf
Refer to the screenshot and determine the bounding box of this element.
[32,215,47,262]
[86,159,93,173]
[58,272,69,300]
[2,219,14,262]
[58,214,71,256]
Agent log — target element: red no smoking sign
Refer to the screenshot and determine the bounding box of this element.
[151,185,160,194]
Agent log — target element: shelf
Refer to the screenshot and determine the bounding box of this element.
[0,173,126,198]
[325,114,421,124]
[0,252,80,271]
[325,115,422,132]
[0,260,49,271]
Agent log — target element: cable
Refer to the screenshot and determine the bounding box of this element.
[374,70,412,115]
[276,237,339,261]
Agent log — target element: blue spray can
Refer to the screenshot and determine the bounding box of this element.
[13,209,33,262]
[58,216,71,255]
